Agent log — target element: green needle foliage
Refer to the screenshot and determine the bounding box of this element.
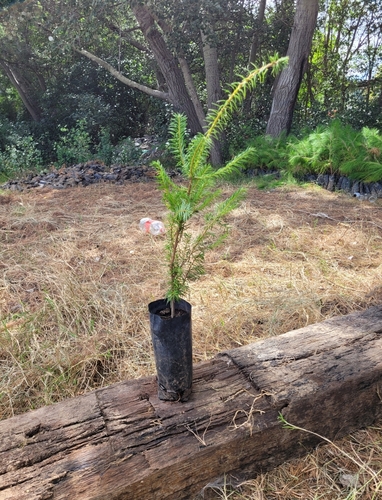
[288,120,359,176]
[287,120,382,181]
[152,56,288,317]
[340,127,382,182]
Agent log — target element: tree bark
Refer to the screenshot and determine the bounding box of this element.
[132,4,203,135]
[0,306,382,499]
[201,29,223,165]
[0,60,42,122]
[248,0,267,68]
[265,0,319,137]
[243,0,267,113]
[178,55,206,128]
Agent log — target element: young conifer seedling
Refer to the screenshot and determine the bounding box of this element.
[152,56,288,318]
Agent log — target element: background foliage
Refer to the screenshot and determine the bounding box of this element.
[0,0,381,180]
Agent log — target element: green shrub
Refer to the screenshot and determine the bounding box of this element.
[95,127,114,165]
[249,133,292,171]
[54,119,92,166]
[152,56,289,316]
[0,117,13,151]
[0,134,43,176]
[285,120,382,182]
[111,137,142,165]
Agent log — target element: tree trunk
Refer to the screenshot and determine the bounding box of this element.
[178,55,206,128]
[0,60,42,122]
[243,0,267,113]
[265,0,319,137]
[248,0,267,68]
[133,5,203,136]
[201,29,223,165]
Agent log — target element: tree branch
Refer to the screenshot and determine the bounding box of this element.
[106,23,150,53]
[75,48,170,101]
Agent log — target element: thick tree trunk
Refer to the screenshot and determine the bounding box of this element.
[133,5,203,136]
[0,60,42,122]
[0,306,382,499]
[265,0,319,137]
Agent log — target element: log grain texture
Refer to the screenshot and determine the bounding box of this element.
[1,306,382,499]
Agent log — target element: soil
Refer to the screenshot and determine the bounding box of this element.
[158,307,188,318]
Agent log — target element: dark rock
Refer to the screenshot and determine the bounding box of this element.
[351,181,358,194]
[0,160,157,191]
[317,174,329,189]
[339,177,353,192]
[305,174,317,183]
[66,178,78,187]
[372,183,382,196]
[327,174,336,191]
[104,174,118,181]
[335,176,344,190]
[1,155,380,202]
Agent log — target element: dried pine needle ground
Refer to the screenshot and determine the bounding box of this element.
[1,180,382,498]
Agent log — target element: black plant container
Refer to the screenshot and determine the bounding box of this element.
[148,298,192,402]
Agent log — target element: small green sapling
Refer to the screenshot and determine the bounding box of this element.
[152,56,288,317]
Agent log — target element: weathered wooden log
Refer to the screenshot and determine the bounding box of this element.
[0,306,382,499]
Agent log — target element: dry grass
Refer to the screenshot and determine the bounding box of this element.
[212,423,382,499]
[1,179,382,498]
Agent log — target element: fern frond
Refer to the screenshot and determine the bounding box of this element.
[213,188,247,219]
[173,198,193,223]
[341,159,382,182]
[287,120,365,176]
[152,160,175,193]
[192,187,221,213]
[362,127,382,148]
[152,160,185,212]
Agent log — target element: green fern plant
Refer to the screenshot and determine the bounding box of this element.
[287,120,382,182]
[249,133,292,172]
[288,120,359,176]
[152,56,288,317]
[340,127,382,182]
